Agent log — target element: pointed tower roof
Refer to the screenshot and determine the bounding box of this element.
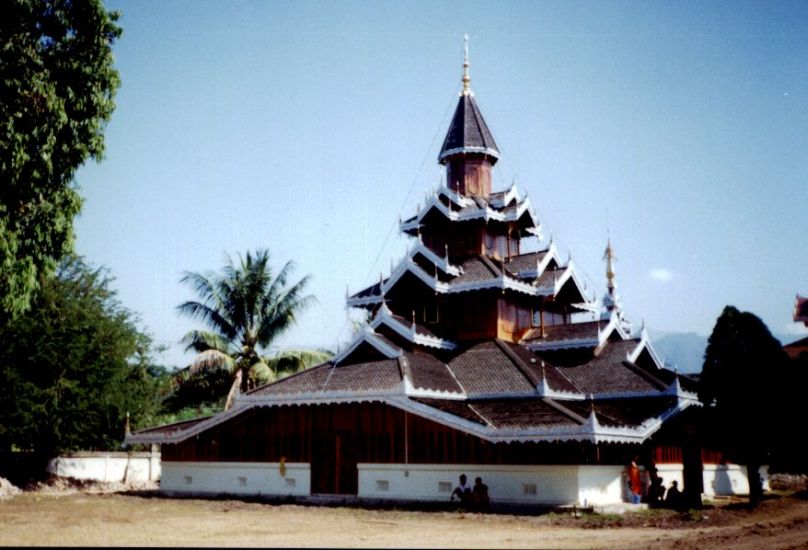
[438,37,500,165]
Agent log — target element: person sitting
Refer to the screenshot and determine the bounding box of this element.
[665,480,682,510]
[472,476,490,511]
[648,476,666,508]
[450,474,472,507]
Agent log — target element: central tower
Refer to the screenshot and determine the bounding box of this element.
[438,36,499,198]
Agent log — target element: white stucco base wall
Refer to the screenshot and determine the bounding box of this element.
[357,463,624,506]
[47,451,161,483]
[160,461,310,496]
[654,464,769,497]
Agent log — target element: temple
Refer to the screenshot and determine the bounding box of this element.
[127,44,765,505]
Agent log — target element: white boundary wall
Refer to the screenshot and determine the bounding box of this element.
[160,461,310,496]
[156,461,770,503]
[358,463,624,506]
[47,451,160,483]
[655,464,770,497]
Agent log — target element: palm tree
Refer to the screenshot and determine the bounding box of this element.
[178,250,331,410]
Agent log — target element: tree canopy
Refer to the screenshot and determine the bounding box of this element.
[0,256,161,456]
[178,250,331,410]
[699,305,791,503]
[0,0,121,319]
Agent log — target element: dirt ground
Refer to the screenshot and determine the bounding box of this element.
[1,483,808,548]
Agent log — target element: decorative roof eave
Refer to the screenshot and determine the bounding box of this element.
[448,273,538,296]
[438,145,500,162]
[598,312,629,347]
[536,377,586,400]
[489,182,520,209]
[627,327,665,369]
[411,241,462,276]
[371,305,457,351]
[516,242,559,280]
[525,336,600,351]
[399,192,539,233]
[403,376,467,400]
[663,377,699,401]
[124,401,253,446]
[556,261,592,303]
[346,294,383,308]
[126,387,696,447]
[332,326,402,365]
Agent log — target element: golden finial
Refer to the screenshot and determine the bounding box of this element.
[462,34,472,96]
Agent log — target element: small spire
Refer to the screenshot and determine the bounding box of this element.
[462,34,472,96]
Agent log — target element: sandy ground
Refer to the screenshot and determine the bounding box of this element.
[2,487,808,549]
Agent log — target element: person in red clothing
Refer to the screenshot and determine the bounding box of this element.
[627,457,642,504]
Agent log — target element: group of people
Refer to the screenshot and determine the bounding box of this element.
[450,474,490,511]
[627,456,683,509]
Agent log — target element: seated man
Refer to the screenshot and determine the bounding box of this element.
[665,480,682,510]
[450,474,472,507]
[472,476,490,511]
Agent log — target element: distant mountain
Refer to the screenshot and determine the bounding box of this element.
[647,331,708,375]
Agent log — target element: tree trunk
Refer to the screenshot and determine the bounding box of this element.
[224,370,243,411]
[748,462,763,507]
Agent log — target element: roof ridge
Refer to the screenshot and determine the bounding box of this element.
[479,254,502,277]
[620,356,669,390]
[246,361,332,395]
[494,338,540,387]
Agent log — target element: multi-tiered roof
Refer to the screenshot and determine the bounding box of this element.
[127,48,698,448]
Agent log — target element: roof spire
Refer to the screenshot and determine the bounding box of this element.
[462,34,472,96]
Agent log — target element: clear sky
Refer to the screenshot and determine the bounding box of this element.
[73,0,808,369]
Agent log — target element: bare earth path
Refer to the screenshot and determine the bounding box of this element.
[1,491,808,548]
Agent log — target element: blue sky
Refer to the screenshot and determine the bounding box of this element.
[73,0,808,369]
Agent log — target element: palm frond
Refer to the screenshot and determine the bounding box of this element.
[265,348,333,378]
[189,349,235,375]
[249,359,276,384]
[180,330,236,354]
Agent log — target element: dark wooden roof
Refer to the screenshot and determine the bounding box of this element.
[248,359,401,396]
[405,351,462,393]
[438,94,499,164]
[557,340,667,394]
[522,320,602,344]
[448,341,537,395]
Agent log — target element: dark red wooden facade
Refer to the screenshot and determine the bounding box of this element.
[160,402,714,495]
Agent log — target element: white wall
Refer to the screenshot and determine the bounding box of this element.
[358,463,624,506]
[654,464,770,497]
[47,451,160,483]
[160,461,310,496]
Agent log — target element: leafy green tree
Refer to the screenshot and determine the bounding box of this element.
[0,0,121,319]
[0,256,161,456]
[178,250,331,410]
[700,305,789,505]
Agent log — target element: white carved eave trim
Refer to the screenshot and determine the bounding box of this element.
[489,182,520,208]
[403,377,467,400]
[346,295,383,308]
[400,192,538,232]
[526,337,600,351]
[536,377,586,400]
[333,326,402,365]
[370,307,457,351]
[126,391,697,447]
[598,312,630,347]
[439,145,500,161]
[448,273,538,296]
[516,242,559,279]
[410,242,462,276]
[626,328,666,371]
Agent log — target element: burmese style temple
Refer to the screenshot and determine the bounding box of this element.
[127,48,765,506]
